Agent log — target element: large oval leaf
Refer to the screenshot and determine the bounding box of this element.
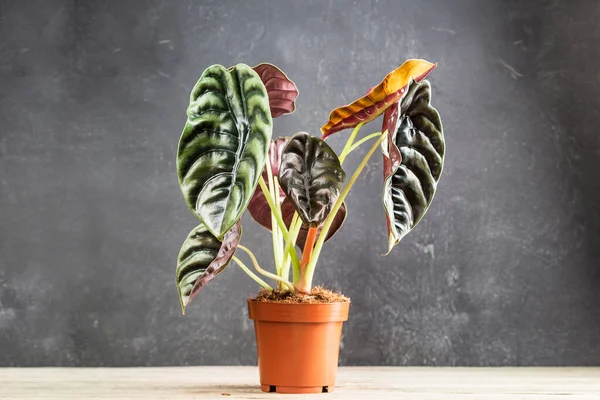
[252,63,299,118]
[176,220,242,313]
[177,63,272,239]
[321,59,436,139]
[279,132,346,227]
[248,137,347,249]
[382,79,444,253]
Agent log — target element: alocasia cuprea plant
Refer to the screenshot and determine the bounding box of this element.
[175,60,445,312]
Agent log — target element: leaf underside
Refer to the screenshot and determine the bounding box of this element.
[279,132,346,227]
[252,63,299,118]
[177,63,272,239]
[382,79,444,253]
[321,59,436,139]
[176,220,242,313]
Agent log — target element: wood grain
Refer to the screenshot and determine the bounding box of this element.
[1,367,600,399]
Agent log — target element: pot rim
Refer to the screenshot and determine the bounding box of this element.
[247,299,350,323]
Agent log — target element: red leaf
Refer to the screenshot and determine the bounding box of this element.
[252,63,299,118]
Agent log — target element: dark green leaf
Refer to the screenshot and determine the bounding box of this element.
[177,63,272,239]
[382,79,444,253]
[279,132,346,227]
[248,137,347,249]
[176,220,241,313]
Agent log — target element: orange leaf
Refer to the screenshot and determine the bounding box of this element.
[321,59,437,139]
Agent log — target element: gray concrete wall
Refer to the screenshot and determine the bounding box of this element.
[1,0,599,366]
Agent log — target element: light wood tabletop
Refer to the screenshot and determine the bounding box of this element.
[1,366,600,399]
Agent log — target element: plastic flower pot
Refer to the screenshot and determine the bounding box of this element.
[247,299,350,394]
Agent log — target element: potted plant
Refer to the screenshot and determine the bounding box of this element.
[174,59,445,393]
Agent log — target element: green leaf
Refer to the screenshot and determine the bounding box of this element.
[248,138,347,249]
[279,132,346,227]
[177,64,273,239]
[176,220,242,313]
[382,79,444,253]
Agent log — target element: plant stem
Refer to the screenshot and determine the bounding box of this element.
[258,177,289,239]
[286,234,300,276]
[349,132,382,153]
[257,176,301,276]
[238,245,295,291]
[300,226,318,268]
[271,211,282,277]
[288,216,302,283]
[338,122,364,164]
[264,156,284,276]
[272,222,282,277]
[304,132,386,287]
[281,212,301,283]
[232,255,273,290]
[283,237,300,279]
[296,226,319,293]
[273,178,285,279]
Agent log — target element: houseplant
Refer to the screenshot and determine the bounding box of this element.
[175,59,445,393]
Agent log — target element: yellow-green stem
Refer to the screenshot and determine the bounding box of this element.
[338,122,364,164]
[304,132,386,286]
[237,245,294,291]
[281,212,301,283]
[257,176,301,272]
[232,255,273,290]
[349,132,382,154]
[258,177,289,239]
[264,156,283,276]
[273,178,285,278]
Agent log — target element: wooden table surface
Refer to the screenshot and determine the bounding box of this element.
[1,367,600,399]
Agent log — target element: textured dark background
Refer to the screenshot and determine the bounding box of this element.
[1,0,599,366]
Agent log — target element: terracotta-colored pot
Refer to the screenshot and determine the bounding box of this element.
[247,300,350,394]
